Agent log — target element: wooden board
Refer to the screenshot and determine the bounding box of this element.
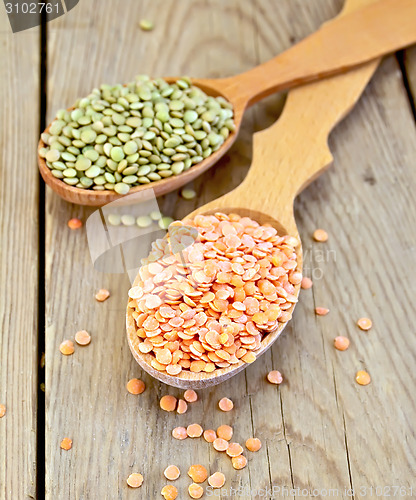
[0,0,412,498]
[0,11,39,500]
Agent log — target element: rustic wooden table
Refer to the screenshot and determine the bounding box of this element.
[1,1,416,499]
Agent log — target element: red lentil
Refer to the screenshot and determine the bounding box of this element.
[246,438,262,452]
[60,437,72,450]
[59,340,74,355]
[213,438,229,452]
[161,485,178,500]
[126,378,145,395]
[267,370,283,384]
[208,472,226,488]
[164,465,181,481]
[301,277,313,289]
[68,218,82,230]
[75,330,91,346]
[0,404,6,418]
[226,442,243,457]
[356,370,371,386]
[203,429,217,443]
[313,229,328,242]
[231,455,247,470]
[217,424,233,441]
[127,473,144,488]
[172,427,187,440]
[127,213,300,375]
[334,336,350,351]
[187,423,203,438]
[188,483,204,499]
[177,399,188,414]
[218,397,233,412]
[160,395,177,412]
[357,317,372,331]
[95,288,110,302]
[188,464,208,483]
[315,307,329,316]
[184,389,198,403]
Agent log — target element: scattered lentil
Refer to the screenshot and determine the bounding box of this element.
[217,424,233,441]
[187,423,203,438]
[181,188,197,200]
[188,464,208,483]
[139,19,154,31]
[313,229,328,242]
[267,370,283,385]
[218,398,233,412]
[301,277,313,289]
[188,483,204,499]
[203,429,217,443]
[245,438,262,452]
[59,340,75,356]
[0,404,6,418]
[231,455,247,470]
[41,76,235,193]
[75,330,91,346]
[126,378,146,395]
[208,472,226,488]
[226,442,243,457]
[159,216,174,230]
[164,465,181,481]
[121,214,136,226]
[68,218,82,230]
[184,390,198,403]
[108,214,121,226]
[128,213,300,375]
[60,437,72,450]
[161,485,178,500]
[160,395,177,411]
[357,317,372,331]
[334,336,350,351]
[95,288,110,302]
[315,307,329,316]
[213,438,229,452]
[127,473,144,488]
[356,370,371,386]
[172,427,187,440]
[177,399,188,414]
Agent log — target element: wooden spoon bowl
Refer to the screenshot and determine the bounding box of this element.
[126,207,302,389]
[39,0,416,206]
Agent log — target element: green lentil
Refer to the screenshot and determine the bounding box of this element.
[150,210,162,221]
[121,214,136,226]
[158,216,174,230]
[108,214,121,226]
[40,75,234,193]
[136,215,152,228]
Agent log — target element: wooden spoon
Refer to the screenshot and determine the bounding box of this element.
[39,0,416,206]
[126,0,382,390]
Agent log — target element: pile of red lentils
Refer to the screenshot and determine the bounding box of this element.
[127,212,301,375]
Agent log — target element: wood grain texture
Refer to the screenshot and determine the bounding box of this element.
[42,0,416,499]
[0,11,39,500]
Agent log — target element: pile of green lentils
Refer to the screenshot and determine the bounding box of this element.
[39,76,235,194]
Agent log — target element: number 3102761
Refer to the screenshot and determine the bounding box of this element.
[5,3,61,14]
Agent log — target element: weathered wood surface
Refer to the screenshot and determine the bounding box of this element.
[0,11,39,500]
[1,0,416,498]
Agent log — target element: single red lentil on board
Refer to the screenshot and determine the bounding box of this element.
[267,370,283,384]
[315,307,330,316]
[313,228,328,242]
[126,473,144,488]
[356,370,371,386]
[301,276,313,289]
[0,404,6,418]
[357,317,372,331]
[67,218,82,230]
[95,288,110,302]
[60,437,72,450]
[334,336,350,351]
[218,397,234,412]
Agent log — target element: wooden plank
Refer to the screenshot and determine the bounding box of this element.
[44,0,416,499]
[0,11,39,500]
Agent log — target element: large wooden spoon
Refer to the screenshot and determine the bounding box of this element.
[39,0,416,206]
[126,0,382,389]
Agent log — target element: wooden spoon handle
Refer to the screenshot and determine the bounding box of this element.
[236,0,381,236]
[220,0,415,107]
